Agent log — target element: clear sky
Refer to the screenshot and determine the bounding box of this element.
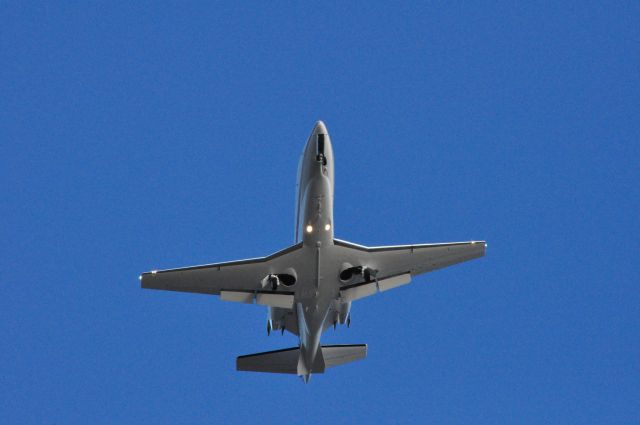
[2,2,638,424]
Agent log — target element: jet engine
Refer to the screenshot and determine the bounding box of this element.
[263,268,297,290]
[339,263,378,283]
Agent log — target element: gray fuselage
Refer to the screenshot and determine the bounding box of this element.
[287,121,347,376]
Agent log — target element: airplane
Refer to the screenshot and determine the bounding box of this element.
[140,121,486,383]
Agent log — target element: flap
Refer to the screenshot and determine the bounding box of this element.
[220,290,294,309]
[340,273,411,302]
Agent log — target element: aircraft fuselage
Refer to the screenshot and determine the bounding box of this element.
[289,121,344,379]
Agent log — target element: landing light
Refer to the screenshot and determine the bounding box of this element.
[324,224,331,231]
[306,225,313,233]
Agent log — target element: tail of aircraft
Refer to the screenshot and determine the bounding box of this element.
[236,344,367,379]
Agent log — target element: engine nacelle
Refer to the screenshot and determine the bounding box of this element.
[263,268,297,290]
[339,264,377,282]
[339,263,357,281]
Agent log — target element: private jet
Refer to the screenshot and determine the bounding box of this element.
[140,121,486,382]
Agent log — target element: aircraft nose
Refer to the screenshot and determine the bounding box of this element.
[313,120,327,135]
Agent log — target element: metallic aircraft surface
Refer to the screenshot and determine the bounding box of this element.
[140,121,486,382]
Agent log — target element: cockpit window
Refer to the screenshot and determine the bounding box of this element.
[317,134,325,156]
[316,134,327,166]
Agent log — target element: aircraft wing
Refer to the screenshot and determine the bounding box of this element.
[334,239,486,302]
[140,243,304,308]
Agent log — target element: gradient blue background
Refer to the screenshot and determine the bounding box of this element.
[2,2,638,423]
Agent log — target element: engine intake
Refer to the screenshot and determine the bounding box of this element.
[340,266,361,282]
[277,274,296,286]
[264,268,297,290]
[339,265,378,282]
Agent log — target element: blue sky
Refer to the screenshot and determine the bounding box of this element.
[2,2,638,423]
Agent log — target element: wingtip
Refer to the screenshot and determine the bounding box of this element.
[139,271,156,287]
[470,240,487,248]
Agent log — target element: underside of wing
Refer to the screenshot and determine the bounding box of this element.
[334,238,486,302]
[140,243,304,298]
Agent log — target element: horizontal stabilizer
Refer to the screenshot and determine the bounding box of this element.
[237,344,367,375]
[237,347,301,374]
[322,344,367,368]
